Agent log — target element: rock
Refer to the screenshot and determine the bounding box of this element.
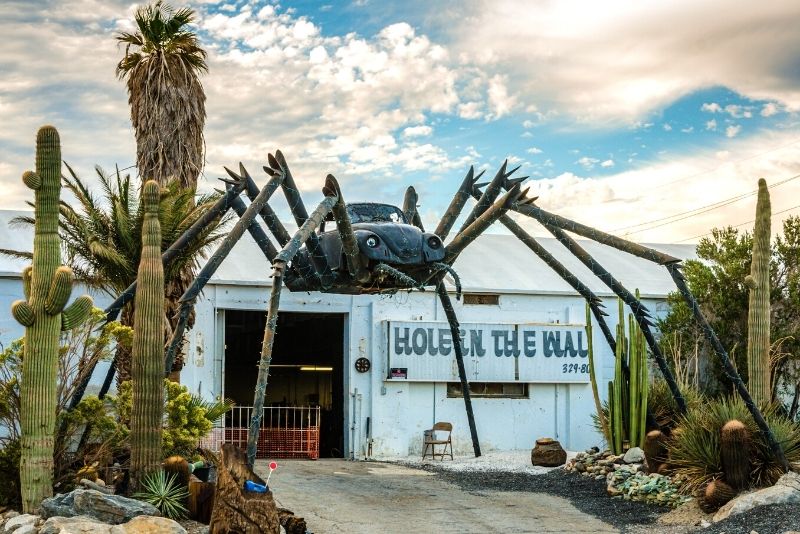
[110,516,186,534]
[4,514,37,533]
[40,489,159,524]
[2,513,19,520]
[40,516,113,534]
[14,527,35,534]
[79,479,114,495]
[623,447,645,464]
[531,438,567,467]
[713,474,800,522]
[586,446,599,454]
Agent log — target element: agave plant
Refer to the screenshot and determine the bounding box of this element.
[133,469,188,520]
[666,396,800,493]
[1,164,227,385]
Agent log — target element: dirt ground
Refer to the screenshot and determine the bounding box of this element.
[255,459,617,534]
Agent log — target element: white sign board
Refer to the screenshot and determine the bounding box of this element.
[386,321,590,383]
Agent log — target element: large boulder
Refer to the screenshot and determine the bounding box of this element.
[713,471,800,522]
[623,447,645,464]
[531,438,567,467]
[109,516,186,534]
[40,516,113,534]
[40,489,159,524]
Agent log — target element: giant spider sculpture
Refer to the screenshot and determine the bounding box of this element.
[71,150,787,470]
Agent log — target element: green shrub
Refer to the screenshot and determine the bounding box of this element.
[667,396,800,493]
[648,379,705,431]
[0,439,21,508]
[115,380,232,457]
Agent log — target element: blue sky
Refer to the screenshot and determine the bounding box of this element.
[1,0,799,243]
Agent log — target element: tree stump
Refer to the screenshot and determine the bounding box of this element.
[188,476,215,524]
[209,444,279,533]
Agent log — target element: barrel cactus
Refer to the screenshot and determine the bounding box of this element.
[129,180,166,488]
[702,479,736,512]
[720,419,751,490]
[745,178,771,407]
[12,126,93,512]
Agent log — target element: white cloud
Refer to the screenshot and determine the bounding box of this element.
[663,123,672,131]
[706,119,718,131]
[522,119,535,128]
[600,159,615,168]
[486,74,516,119]
[440,1,800,123]
[702,102,722,113]
[724,104,752,118]
[402,125,433,138]
[681,126,694,133]
[726,124,742,138]
[577,156,599,169]
[526,147,543,154]
[761,102,779,117]
[521,130,800,243]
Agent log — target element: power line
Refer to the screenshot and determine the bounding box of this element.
[677,203,800,243]
[614,172,800,237]
[645,137,800,192]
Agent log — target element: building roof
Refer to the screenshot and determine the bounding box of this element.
[0,209,697,298]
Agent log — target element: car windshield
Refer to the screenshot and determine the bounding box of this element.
[347,203,408,224]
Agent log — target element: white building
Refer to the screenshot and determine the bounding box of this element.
[0,210,695,458]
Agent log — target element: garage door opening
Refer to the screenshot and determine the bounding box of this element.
[223,310,345,458]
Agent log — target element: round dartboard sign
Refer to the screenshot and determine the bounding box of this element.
[355,357,371,373]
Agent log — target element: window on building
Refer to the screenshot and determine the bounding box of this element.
[462,293,500,305]
[446,382,529,398]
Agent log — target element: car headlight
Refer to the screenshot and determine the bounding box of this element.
[366,235,380,248]
[427,236,441,249]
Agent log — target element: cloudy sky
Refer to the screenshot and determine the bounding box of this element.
[1,0,799,243]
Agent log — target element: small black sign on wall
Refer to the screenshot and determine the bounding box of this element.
[390,367,408,379]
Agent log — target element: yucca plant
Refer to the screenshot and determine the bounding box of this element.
[648,379,705,432]
[133,469,189,520]
[667,396,800,494]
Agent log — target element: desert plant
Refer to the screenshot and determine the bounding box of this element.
[702,479,736,512]
[586,302,609,445]
[720,419,751,490]
[644,430,668,473]
[604,297,649,453]
[667,396,800,493]
[12,126,94,512]
[746,178,772,406]
[163,456,190,489]
[0,439,22,508]
[133,470,188,520]
[115,380,232,457]
[647,379,704,432]
[130,181,165,488]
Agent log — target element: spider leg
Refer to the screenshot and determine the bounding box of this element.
[436,281,481,457]
[325,175,368,283]
[443,183,530,265]
[456,161,526,235]
[163,172,284,374]
[402,186,425,231]
[272,151,335,288]
[481,196,662,430]
[434,166,484,241]
[239,162,321,291]
[542,221,688,415]
[247,189,339,466]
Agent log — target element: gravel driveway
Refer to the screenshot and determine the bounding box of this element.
[255,459,617,534]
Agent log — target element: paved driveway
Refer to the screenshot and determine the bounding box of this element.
[256,459,617,534]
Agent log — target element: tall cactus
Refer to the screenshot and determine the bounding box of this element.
[746,178,771,407]
[605,296,649,454]
[129,180,166,488]
[586,302,609,445]
[12,126,93,512]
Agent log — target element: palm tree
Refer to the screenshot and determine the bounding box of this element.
[115,1,207,190]
[116,2,208,376]
[2,165,227,385]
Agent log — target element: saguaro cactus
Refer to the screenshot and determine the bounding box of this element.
[12,126,93,512]
[746,178,771,407]
[130,180,166,488]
